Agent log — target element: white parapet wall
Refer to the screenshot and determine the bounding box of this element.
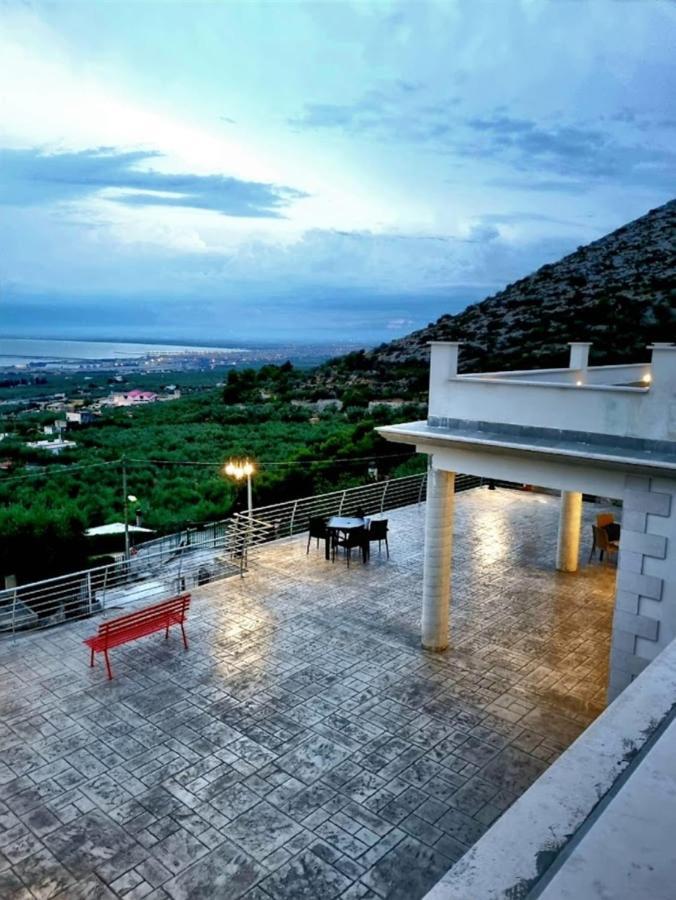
[428,342,675,443]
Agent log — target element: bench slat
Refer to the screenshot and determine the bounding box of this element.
[99,595,190,635]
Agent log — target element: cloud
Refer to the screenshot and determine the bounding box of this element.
[291,80,675,193]
[461,114,675,189]
[386,317,415,330]
[0,147,308,217]
[288,79,462,150]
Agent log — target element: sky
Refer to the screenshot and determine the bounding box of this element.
[1,0,674,346]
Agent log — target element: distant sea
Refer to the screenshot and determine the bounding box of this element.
[0,338,249,366]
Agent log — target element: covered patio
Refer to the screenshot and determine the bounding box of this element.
[0,487,614,900]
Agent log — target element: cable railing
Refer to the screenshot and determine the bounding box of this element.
[0,471,482,638]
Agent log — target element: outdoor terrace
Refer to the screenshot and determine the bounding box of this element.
[0,488,615,900]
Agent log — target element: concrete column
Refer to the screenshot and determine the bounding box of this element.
[422,467,455,651]
[556,490,583,572]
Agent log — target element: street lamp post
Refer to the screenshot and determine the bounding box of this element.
[124,493,138,560]
[122,457,139,560]
[224,459,256,518]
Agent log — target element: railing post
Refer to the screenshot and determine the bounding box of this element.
[11,588,17,639]
[177,549,184,592]
[381,480,389,513]
[101,565,108,612]
[290,500,298,536]
[417,471,427,507]
[338,490,347,514]
[86,571,93,615]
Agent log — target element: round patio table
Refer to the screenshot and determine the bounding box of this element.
[325,516,366,561]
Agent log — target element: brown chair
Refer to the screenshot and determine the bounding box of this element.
[596,513,615,529]
[589,525,619,563]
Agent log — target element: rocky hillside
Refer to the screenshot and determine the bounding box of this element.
[315,199,675,397]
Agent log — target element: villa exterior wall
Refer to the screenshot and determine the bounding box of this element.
[431,444,629,498]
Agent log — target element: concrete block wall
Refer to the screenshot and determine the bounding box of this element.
[609,474,675,700]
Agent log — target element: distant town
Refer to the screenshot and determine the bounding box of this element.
[0,340,364,461]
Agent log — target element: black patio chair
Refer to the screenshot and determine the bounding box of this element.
[334,526,368,567]
[367,518,389,559]
[306,516,328,554]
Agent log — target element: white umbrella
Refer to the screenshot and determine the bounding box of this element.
[85,522,155,537]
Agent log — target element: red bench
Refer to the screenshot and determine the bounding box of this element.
[84,594,191,680]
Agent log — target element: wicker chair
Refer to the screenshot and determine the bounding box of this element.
[367,519,389,559]
[334,526,368,567]
[306,516,328,554]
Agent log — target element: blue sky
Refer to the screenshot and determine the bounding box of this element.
[1,0,674,345]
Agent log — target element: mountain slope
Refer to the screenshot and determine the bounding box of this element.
[318,199,675,396]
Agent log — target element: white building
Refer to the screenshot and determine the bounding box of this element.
[26,438,77,455]
[379,342,676,700]
[66,409,96,425]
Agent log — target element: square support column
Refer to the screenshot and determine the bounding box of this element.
[568,342,592,371]
[608,473,674,701]
[556,490,583,572]
[422,468,455,651]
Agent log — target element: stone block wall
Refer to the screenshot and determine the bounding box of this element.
[609,474,675,700]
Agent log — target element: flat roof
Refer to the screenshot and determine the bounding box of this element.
[378,420,676,476]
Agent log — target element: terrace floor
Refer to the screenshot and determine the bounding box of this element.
[0,488,616,900]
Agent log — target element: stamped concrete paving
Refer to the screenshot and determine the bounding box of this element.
[0,488,616,899]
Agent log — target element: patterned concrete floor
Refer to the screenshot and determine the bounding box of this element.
[0,488,616,900]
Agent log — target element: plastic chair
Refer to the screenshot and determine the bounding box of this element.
[589,525,619,564]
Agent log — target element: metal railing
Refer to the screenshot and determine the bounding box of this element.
[0,471,482,638]
[137,471,480,559]
[0,513,274,638]
[247,471,479,542]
